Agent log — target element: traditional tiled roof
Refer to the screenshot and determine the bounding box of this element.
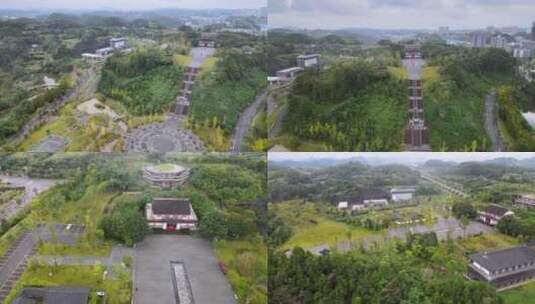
[13,287,90,304]
[152,198,192,215]
[469,245,535,272]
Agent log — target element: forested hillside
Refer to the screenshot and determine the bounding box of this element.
[189,50,267,149]
[422,43,534,151]
[279,60,406,151]
[98,48,184,115]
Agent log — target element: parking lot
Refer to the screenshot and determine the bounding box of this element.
[134,234,235,304]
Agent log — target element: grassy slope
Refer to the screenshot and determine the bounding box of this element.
[279,72,407,152]
[271,201,383,250]
[215,239,267,304]
[424,67,511,151]
[4,265,131,304]
[501,282,535,304]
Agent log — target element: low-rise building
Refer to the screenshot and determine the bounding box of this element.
[391,188,416,202]
[297,54,320,70]
[142,164,190,189]
[95,47,114,57]
[337,201,349,211]
[110,37,127,49]
[478,204,514,226]
[145,198,198,231]
[276,67,304,80]
[514,194,535,208]
[467,245,535,290]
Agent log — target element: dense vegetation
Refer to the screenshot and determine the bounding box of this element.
[281,60,406,151]
[269,245,501,304]
[98,48,184,115]
[189,50,267,149]
[0,81,70,143]
[422,43,532,151]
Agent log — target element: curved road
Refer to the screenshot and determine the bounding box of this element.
[230,91,267,153]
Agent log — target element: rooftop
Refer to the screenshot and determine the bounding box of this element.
[481,204,511,217]
[277,67,304,73]
[391,188,416,194]
[13,287,90,304]
[469,245,535,272]
[146,164,187,174]
[151,198,192,216]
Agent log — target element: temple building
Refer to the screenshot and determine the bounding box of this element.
[390,188,416,202]
[515,194,535,208]
[478,204,514,226]
[467,244,535,290]
[145,198,198,231]
[142,164,190,189]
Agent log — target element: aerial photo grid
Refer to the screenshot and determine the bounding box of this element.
[1,0,535,303]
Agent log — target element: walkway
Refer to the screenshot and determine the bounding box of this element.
[126,47,216,153]
[484,91,506,152]
[134,235,235,304]
[0,176,63,221]
[402,48,431,151]
[419,172,469,198]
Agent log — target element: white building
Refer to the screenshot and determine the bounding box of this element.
[490,35,507,49]
[391,188,416,202]
[110,37,127,49]
[337,201,348,211]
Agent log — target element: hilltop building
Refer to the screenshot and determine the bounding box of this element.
[146,198,198,231]
[110,37,127,49]
[142,164,190,189]
[478,204,514,226]
[467,244,535,290]
[198,33,217,48]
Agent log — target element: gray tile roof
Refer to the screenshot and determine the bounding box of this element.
[13,287,90,304]
[469,245,535,272]
[152,198,191,215]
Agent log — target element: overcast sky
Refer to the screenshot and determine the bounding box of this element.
[0,0,266,11]
[269,0,535,30]
[269,152,535,164]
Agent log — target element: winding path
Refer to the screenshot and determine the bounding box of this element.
[230,91,267,153]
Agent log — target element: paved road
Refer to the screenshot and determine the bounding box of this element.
[0,232,36,288]
[0,176,62,220]
[306,217,493,255]
[189,47,216,68]
[402,59,425,80]
[484,91,506,152]
[230,91,267,153]
[419,172,469,198]
[134,235,235,304]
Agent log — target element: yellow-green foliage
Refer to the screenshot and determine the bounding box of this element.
[199,57,218,74]
[126,115,166,129]
[17,104,123,152]
[388,67,408,80]
[4,265,131,304]
[186,117,230,151]
[38,242,112,257]
[215,239,267,304]
[496,85,535,151]
[456,233,519,253]
[173,54,192,67]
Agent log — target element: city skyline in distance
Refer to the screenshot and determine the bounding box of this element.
[0,0,267,11]
[269,0,535,30]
